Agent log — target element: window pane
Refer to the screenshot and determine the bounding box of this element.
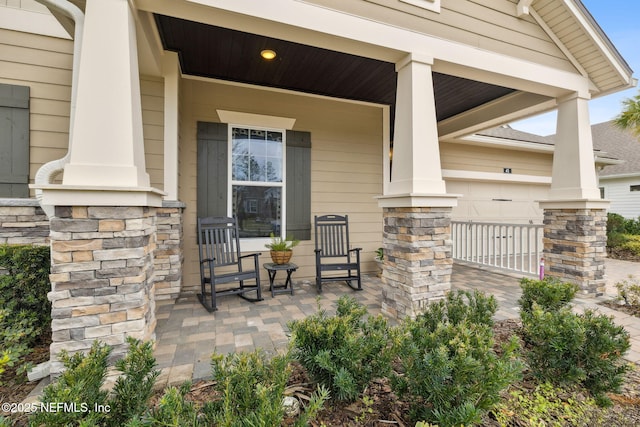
[232,185,282,238]
[232,126,282,183]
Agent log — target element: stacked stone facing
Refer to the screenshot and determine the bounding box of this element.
[154,202,184,300]
[543,208,607,295]
[0,199,50,245]
[381,207,453,319]
[47,206,157,375]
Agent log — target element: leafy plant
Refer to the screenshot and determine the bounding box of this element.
[107,338,160,426]
[615,275,640,307]
[518,277,578,315]
[521,304,631,405]
[265,233,299,251]
[202,349,328,427]
[289,295,396,402]
[392,290,522,426]
[375,247,383,261]
[129,382,199,427]
[0,244,51,382]
[491,382,602,427]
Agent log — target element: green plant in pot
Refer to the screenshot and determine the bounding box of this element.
[265,233,299,264]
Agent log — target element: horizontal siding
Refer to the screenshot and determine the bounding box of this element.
[601,178,640,219]
[0,28,72,193]
[0,29,164,194]
[440,142,552,177]
[141,75,165,191]
[180,80,384,292]
[306,0,575,72]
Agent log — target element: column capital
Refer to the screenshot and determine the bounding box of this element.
[395,52,434,71]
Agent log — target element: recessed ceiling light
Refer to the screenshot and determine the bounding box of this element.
[261,49,277,60]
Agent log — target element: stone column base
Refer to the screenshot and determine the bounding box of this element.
[543,208,607,295]
[381,207,453,319]
[48,206,157,376]
[154,201,185,300]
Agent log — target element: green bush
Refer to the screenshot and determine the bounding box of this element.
[30,338,159,427]
[289,295,396,402]
[491,382,602,427]
[202,349,327,426]
[620,234,640,256]
[128,382,199,427]
[0,244,51,380]
[615,276,640,307]
[521,305,631,405]
[518,277,578,315]
[392,290,522,426]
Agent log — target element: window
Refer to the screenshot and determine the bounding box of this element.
[600,187,605,199]
[230,126,284,238]
[631,185,640,192]
[197,121,311,249]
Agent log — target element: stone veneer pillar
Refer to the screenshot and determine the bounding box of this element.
[381,206,453,319]
[48,206,157,376]
[0,199,50,245]
[543,208,607,295]
[153,201,184,300]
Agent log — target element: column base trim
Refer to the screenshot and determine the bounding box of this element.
[376,193,460,208]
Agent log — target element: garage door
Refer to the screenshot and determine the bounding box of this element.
[446,180,549,223]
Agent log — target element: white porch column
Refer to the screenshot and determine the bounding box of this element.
[387,53,447,197]
[377,53,458,319]
[548,93,601,201]
[539,92,609,295]
[61,0,151,190]
[162,52,180,201]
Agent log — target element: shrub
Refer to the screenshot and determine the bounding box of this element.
[201,349,328,427]
[521,305,631,405]
[620,234,640,256]
[518,277,578,315]
[30,338,159,426]
[392,290,522,426]
[615,275,640,307]
[129,382,199,427]
[491,382,602,427]
[0,244,51,381]
[289,296,396,402]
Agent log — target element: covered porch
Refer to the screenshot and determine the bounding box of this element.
[150,261,640,387]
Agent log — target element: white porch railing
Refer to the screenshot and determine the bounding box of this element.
[452,221,544,276]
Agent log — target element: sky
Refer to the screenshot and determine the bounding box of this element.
[511,0,640,136]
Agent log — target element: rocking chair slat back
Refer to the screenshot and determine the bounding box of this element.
[198,216,239,268]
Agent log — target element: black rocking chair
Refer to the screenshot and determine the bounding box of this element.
[314,214,362,293]
[197,216,263,312]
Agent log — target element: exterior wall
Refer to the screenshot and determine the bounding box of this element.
[0,28,164,194]
[303,0,575,73]
[179,79,385,294]
[600,177,640,219]
[0,199,49,245]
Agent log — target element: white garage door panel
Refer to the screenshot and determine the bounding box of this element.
[448,180,548,223]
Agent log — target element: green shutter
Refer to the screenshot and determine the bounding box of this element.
[197,122,228,218]
[0,83,30,198]
[286,130,311,240]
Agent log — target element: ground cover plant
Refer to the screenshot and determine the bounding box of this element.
[0,245,51,383]
[607,213,640,259]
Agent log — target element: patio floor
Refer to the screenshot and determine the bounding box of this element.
[153,262,640,389]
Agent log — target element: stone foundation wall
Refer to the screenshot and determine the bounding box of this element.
[543,208,607,295]
[47,206,157,375]
[381,207,453,319]
[0,199,50,245]
[153,202,185,300]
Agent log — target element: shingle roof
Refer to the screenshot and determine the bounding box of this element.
[476,126,554,145]
[591,121,640,177]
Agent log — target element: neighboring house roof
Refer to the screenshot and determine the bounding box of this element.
[592,121,640,177]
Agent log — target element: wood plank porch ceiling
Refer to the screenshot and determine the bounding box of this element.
[155,15,515,122]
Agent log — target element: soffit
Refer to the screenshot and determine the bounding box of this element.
[533,0,634,95]
[155,14,515,122]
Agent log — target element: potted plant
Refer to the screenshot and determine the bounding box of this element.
[375,247,384,277]
[265,233,299,264]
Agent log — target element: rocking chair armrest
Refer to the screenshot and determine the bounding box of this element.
[200,257,215,265]
[348,247,362,253]
[239,252,261,260]
[314,249,322,254]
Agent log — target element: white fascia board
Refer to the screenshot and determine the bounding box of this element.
[0,5,70,39]
[562,0,634,87]
[136,0,590,96]
[599,173,640,181]
[442,169,552,184]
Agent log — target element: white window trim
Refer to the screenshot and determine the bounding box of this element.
[399,0,440,13]
[227,123,287,252]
